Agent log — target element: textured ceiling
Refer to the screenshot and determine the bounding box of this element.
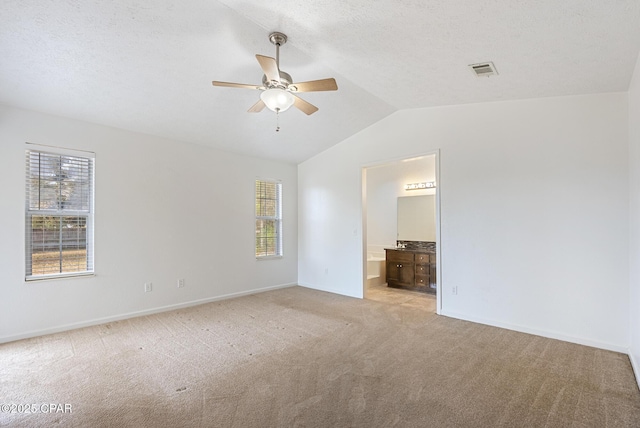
[1,1,639,164]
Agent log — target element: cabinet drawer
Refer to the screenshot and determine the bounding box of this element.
[385,250,414,263]
[415,264,429,275]
[415,253,430,263]
[415,275,429,286]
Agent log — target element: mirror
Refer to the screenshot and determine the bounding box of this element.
[397,195,436,241]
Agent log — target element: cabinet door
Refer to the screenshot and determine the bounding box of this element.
[386,261,414,287]
[397,263,414,286]
[386,261,400,283]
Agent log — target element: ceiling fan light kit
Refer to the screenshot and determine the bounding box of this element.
[212,31,338,129]
[260,88,294,112]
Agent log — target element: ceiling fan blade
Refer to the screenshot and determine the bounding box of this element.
[292,95,319,115]
[212,81,261,90]
[248,99,266,113]
[289,78,338,92]
[256,54,280,83]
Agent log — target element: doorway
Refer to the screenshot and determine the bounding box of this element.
[362,152,441,313]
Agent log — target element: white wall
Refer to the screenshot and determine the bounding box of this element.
[629,52,640,378]
[0,105,298,342]
[299,93,629,351]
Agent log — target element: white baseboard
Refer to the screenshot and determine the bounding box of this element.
[0,282,296,344]
[298,281,363,299]
[440,309,628,354]
[629,349,640,391]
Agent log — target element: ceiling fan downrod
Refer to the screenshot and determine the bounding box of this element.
[269,32,287,69]
[271,32,287,131]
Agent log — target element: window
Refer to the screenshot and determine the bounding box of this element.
[25,147,95,280]
[255,179,282,258]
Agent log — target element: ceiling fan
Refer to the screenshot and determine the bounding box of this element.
[212,32,338,118]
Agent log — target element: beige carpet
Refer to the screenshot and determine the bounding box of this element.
[1,286,639,427]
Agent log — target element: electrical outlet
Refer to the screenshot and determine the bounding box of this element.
[177,279,185,288]
[144,282,152,292]
[452,286,458,295]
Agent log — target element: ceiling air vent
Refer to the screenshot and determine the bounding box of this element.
[469,62,498,77]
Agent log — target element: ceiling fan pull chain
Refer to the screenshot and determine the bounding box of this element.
[276,108,281,132]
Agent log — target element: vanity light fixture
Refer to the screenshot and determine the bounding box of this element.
[405,182,436,191]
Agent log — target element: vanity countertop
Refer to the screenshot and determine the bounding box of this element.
[385,247,435,254]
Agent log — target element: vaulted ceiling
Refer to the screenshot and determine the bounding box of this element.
[1,1,639,164]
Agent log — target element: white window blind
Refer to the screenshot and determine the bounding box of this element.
[255,180,282,258]
[25,148,95,280]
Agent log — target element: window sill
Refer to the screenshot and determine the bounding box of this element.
[25,272,95,282]
[256,255,283,261]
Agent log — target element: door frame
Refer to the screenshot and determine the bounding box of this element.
[361,149,442,314]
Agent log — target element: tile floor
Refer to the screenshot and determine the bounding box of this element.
[364,281,436,312]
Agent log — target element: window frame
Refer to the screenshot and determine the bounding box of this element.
[25,145,95,281]
[255,179,283,259]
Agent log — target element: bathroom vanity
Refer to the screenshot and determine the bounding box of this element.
[385,246,436,294]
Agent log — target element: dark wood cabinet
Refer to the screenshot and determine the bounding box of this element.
[386,250,414,287]
[385,249,436,294]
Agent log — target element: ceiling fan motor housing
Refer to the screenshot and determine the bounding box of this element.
[262,71,292,89]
